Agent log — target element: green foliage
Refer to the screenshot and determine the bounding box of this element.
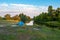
[44,21,60,28]
[19,13,31,23]
[48,6,53,14]
[33,6,60,28]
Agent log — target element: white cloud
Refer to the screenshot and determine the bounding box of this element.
[0,3,48,18]
[0,3,8,7]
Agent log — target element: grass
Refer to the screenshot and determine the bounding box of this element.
[0,21,60,40]
[0,34,17,40]
[0,25,60,40]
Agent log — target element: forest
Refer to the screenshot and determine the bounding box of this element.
[34,6,60,28]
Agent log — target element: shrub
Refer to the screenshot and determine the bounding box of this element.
[44,21,60,28]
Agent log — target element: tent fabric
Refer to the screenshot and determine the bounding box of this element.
[17,21,24,26]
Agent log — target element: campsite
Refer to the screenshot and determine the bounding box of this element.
[0,20,60,40]
[0,0,60,40]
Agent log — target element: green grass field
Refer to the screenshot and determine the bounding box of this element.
[0,21,60,40]
[0,25,60,40]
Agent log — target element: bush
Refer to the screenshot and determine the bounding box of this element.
[44,21,60,28]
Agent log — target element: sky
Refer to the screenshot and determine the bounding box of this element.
[0,0,60,18]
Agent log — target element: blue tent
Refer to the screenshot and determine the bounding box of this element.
[17,21,24,26]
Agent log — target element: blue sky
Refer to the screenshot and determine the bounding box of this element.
[0,0,60,7]
[0,0,60,18]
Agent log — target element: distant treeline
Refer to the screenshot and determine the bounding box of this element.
[0,13,31,23]
[34,6,60,28]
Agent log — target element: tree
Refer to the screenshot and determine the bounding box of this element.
[48,6,53,15]
[33,6,60,28]
[56,8,60,13]
[19,13,31,23]
[12,15,20,21]
[26,16,31,23]
[4,14,11,20]
[33,12,48,24]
